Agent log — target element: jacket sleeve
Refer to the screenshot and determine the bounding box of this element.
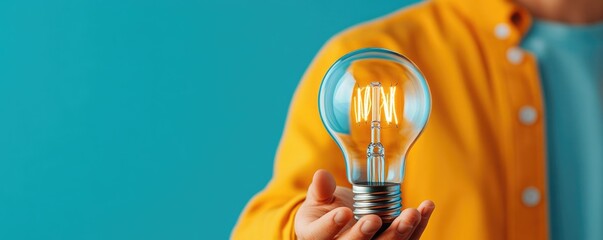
[231,36,356,239]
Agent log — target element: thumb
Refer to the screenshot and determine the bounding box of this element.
[306,169,337,205]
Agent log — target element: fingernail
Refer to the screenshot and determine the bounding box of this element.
[422,205,435,218]
[360,219,380,234]
[334,211,347,225]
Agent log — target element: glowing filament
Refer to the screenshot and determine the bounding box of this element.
[352,84,399,125]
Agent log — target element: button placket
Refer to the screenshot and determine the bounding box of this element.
[495,18,548,239]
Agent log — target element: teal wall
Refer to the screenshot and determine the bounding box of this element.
[0,0,418,239]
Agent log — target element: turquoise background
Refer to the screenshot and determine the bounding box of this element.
[0,0,417,239]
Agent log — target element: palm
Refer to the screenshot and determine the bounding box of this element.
[294,170,435,240]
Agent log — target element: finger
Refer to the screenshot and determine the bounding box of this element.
[409,200,436,240]
[306,169,337,205]
[302,207,353,240]
[337,215,382,240]
[375,208,421,240]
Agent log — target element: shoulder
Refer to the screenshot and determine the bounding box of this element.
[328,1,458,53]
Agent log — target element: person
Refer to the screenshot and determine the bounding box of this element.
[232,0,603,238]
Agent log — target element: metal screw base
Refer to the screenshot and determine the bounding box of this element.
[352,182,401,223]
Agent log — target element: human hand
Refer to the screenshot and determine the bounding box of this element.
[294,170,435,240]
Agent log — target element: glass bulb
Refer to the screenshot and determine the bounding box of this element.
[318,48,431,223]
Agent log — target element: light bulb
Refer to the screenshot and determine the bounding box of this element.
[318,48,431,224]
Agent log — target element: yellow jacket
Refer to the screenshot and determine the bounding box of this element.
[233,0,549,239]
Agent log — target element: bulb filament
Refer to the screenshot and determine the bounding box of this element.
[352,83,399,125]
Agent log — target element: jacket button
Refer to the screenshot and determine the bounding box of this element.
[522,187,541,207]
[494,23,510,39]
[507,47,524,64]
[519,106,537,125]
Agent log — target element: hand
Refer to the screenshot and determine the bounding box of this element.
[294,170,435,240]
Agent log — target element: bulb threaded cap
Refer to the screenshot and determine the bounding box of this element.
[352,183,401,223]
